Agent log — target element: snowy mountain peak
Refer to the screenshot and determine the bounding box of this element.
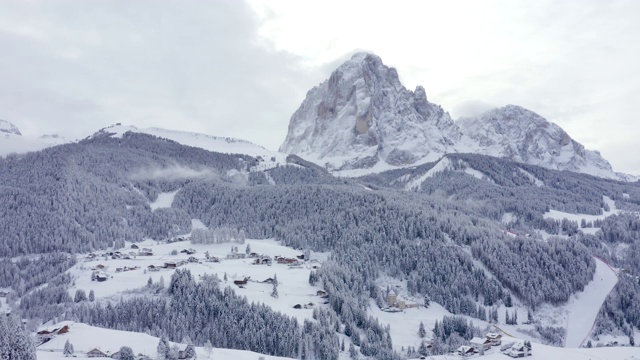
[0,119,21,136]
[280,52,460,171]
[457,105,617,179]
[279,53,630,180]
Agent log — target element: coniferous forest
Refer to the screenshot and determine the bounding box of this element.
[1,132,640,358]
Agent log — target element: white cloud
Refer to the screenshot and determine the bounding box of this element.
[1,0,638,175]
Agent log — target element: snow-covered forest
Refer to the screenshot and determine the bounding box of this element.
[1,132,639,359]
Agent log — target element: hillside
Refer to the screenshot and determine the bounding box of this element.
[1,128,639,360]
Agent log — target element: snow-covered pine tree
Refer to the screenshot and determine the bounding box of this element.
[64,340,74,357]
[204,340,213,359]
[119,346,135,360]
[184,344,196,359]
[157,336,170,360]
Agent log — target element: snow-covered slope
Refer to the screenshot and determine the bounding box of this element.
[457,105,623,180]
[280,52,460,171]
[95,124,286,167]
[279,53,632,181]
[36,321,294,360]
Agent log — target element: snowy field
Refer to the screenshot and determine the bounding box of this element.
[544,196,619,227]
[36,321,295,360]
[68,238,329,324]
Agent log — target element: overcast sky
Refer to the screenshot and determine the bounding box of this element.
[1,1,639,175]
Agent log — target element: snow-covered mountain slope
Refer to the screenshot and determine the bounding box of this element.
[96,124,287,167]
[457,105,624,180]
[280,52,460,171]
[0,119,68,156]
[279,53,633,181]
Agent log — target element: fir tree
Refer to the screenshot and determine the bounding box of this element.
[157,336,170,360]
[418,321,426,338]
[348,343,358,360]
[63,340,74,357]
[119,346,135,360]
[204,340,213,359]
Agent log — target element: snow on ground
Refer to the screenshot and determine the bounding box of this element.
[563,258,619,348]
[68,239,327,324]
[149,190,179,211]
[518,167,544,187]
[418,335,640,360]
[36,321,294,360]
[544,196,619,224]
[405,158,453,190]
[534,257,619,349]
[97,124,287,169]
[403,158,494,190]
[190,219,207,231]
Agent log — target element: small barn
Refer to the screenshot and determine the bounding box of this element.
[87,348,108,358]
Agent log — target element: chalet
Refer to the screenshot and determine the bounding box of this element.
[293,304,302,309]
[116,268,123,273]
[164,261,177,269]
[276,257,298,265]
[87,348,108,358]
[253,256,272,265]
[138,250,153,256]
[248,252,259,258]
[296,254,306,260]
[505,342,531,358]
[188,256,199,263]
[470,337,492,351]
[486,332,502,346]
[95,264,106,270]
[205,256,220,262]
[96,273,108,282]
[177,260,188,266]
[226,253,245,259]
[147,265,160,272]
[131,244,139,249]
[456,345,475,357]
[316,290,328,297]
[234,277,250,287]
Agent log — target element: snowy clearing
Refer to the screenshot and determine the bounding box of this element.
[543,196,619,223]
[68,238,327,324]
[149,190,179,211]
[36,321,294,360]
[563,257,619,348]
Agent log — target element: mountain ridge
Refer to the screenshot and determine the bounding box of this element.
[279,52,632,181]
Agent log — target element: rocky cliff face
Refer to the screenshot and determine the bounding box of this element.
[279,53,460,170]
[457,105,616,179]
[0,119,22,136]
[279,52,628,180]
